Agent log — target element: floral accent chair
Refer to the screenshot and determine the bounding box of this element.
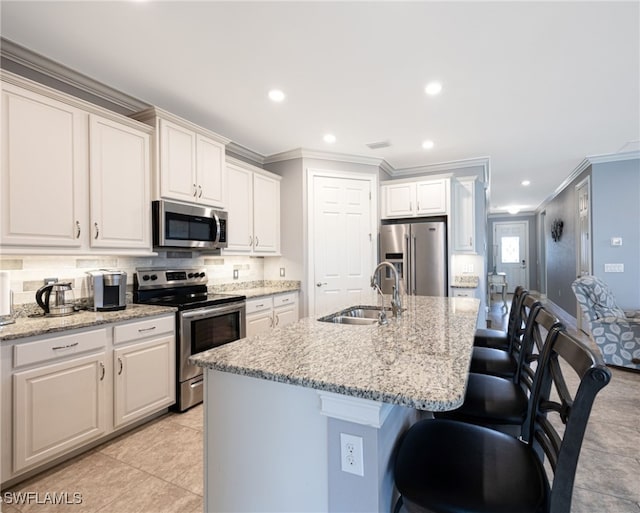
[572,275,640,371]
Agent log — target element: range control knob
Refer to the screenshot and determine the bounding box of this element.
[188,273,195,278]
[199,272,206,278]
[150,274,158,281]
[142,274,150,281]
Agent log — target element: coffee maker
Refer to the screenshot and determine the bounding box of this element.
[86,270,127,311]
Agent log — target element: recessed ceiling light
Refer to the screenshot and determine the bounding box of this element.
[507,206,520,215]
[422,140,435,150]
[521,180,531,186]
[268,89,285,102]
[424,82,443,96]
[323,134,336,144]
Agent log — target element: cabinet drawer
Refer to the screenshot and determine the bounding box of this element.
[14,328,107,368]
[273,292,297,308]
[246,297,273,315]
[114,315,175,345]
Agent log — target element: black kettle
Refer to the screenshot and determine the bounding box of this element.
[36,282,76,316]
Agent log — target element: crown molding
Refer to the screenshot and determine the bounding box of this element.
[264,147,388,168]
[225,142,266,167]
[536,149,640,213]
[389,156,491,179]
[1,38,148,113]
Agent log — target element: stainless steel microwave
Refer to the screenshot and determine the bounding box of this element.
[152,200,228,250]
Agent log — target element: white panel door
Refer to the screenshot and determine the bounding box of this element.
[313,176,373,316]
[494,221,529,293]
[89,115,150,249]
[159,118,196,202]
[1,84,87,247]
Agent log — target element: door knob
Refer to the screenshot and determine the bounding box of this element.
[316,282,327,287]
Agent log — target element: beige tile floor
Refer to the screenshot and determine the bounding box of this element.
[3,406,204,513]
[3,295,639,513]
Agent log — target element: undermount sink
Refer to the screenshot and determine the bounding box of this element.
[317,305,390,325]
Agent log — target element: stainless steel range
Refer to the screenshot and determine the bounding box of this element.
[133,268,246,412]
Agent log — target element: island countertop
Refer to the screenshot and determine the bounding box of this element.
[191,293,480,411]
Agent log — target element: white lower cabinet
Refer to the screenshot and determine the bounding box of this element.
[4,314,175,482]
[113,316,175,428]
[246,293,298,338]
[12,329,108,473]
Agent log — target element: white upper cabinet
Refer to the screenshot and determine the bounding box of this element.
[89,115,151,249]
[1,82,87,248]
[224,158,281,256]
[452,177,476,252]
[381,178,449,218]
[132,107,229,209]
[1,74,153,253]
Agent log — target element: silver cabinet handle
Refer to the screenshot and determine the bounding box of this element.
[193,184,198,197]
[99,362,105,381]
[94,222,99,239]
[76,221,81,238]
[138,326,156,333]
[469,237,473,246]
[275,314,279,326]
[118,357,123,375]
[249,235,253,247]
[417,201,420,210]
[409,202,412,211]
[52,342,79,350]
[198,185,203,198]
[281,298,289,303]
[269,315,274,328]
[255,236,259,247]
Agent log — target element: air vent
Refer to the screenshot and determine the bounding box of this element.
[366,140,391,150]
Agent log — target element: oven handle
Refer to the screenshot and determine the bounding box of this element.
[179,301,246,321]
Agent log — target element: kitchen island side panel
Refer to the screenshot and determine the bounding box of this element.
[204,369,328,513]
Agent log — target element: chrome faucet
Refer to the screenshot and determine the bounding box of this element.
[371,262,403,323]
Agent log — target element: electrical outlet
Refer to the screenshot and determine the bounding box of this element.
[604,263,624,273]
[340,433,364,476]
[43,277,58,285]
[233,269,239,280]
[279,267,286,277]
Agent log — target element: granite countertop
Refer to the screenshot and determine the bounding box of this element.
[191,292,480,411]
[0,304,177,342]
[451,275,480,288]
[213,281,300,300]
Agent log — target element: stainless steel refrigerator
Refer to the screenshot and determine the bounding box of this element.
[378,219,447,296]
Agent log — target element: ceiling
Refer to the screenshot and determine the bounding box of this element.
[1,1,638,213]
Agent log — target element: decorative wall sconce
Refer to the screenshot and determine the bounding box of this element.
[551,219,564,242]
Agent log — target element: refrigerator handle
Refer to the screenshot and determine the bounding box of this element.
[412,234,417,295]
[404,233,411,295]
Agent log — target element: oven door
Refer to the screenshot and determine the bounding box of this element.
[178,301,246,382]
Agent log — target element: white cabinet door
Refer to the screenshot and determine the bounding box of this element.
[13,351,107,472]
[253,173,280,254]
[383,183,414,218]
[1,84,87,247]
[416,179,448,215]
[89,115,151,249]
[225,164,254,252]
[196,134,225,208]
[159,118,197,203]
[246,311,273,338]
[452,177,476,252]
[274,304,298,329]
[113,335,175,428]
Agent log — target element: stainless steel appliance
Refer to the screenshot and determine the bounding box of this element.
[378,218,448,296]
[152,199,228,251]
[133,267,245,412]
[86,269,127,311]
[35,282,76,316]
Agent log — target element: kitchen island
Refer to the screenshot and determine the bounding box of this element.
[191,293,480,513]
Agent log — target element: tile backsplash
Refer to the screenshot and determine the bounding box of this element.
[0,253,266,306]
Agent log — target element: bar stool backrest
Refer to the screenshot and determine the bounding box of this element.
[523,327,611,513]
